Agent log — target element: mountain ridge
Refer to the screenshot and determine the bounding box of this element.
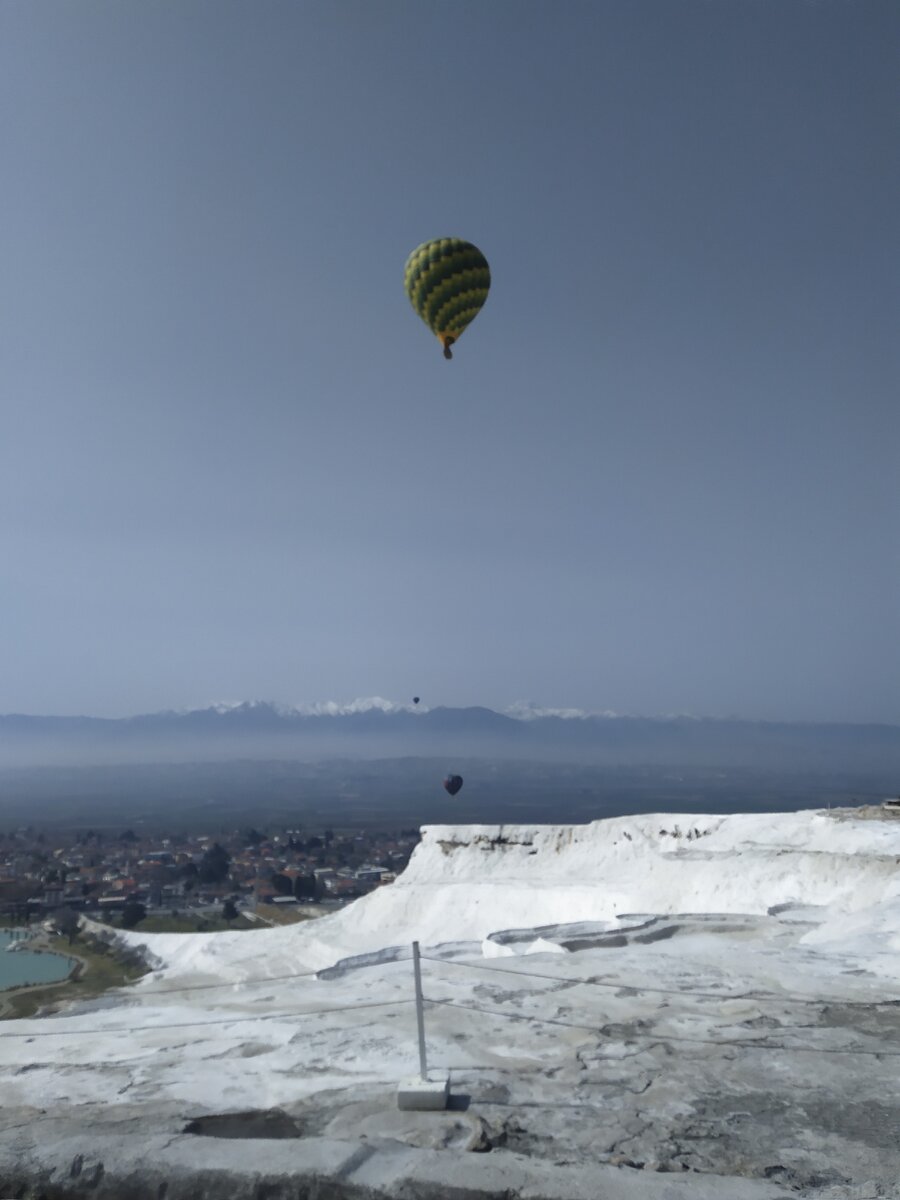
[0,701,898,771]
[2,697,898,727]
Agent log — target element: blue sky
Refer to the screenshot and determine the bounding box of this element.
[1,0,897,722]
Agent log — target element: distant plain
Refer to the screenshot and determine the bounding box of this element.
[0,757,891,833]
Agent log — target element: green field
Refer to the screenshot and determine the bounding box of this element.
[136,912,258,933]
[1,932,148,1020]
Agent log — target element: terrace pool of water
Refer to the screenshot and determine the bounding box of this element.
[0,929,76,991]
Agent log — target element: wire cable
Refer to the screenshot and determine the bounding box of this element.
[419,953,900,1009]
[0,997,413,1038]
[422,995,900,1057]
[131,966,321,997]
[4,972,896,1066]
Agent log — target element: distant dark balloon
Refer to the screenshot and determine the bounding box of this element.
[443,774,463,797]
[413,697,420,705]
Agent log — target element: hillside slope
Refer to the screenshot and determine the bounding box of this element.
[136,808,900,985]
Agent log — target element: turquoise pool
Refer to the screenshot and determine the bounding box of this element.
[0,929,76,991]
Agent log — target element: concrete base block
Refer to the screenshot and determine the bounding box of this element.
[396,1074,450,1111]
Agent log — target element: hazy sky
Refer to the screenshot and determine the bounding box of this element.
[1,1,897,722]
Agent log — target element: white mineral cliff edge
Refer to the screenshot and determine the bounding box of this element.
[120,809,900,987]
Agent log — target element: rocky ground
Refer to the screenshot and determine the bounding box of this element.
[2,813,899,1198]
[2,913,898,1199]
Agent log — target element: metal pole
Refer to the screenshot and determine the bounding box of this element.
[412,940,428,1081]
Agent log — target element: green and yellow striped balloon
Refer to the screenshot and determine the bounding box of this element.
[404,238,490,359]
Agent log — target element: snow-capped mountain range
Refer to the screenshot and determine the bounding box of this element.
[0,699,898,771]
[169,698,610,719]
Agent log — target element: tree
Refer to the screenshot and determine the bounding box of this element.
[198,843,231,884]
[243,827,265,846]
[53,907,80,944]
[222,898,239,922]
[121,900,146,929]
[270,872,292,896]
[293,873,317,900]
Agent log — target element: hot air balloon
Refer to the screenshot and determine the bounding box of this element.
[443,774,464,796]
[412,696,420,705]
[404,238,490,359]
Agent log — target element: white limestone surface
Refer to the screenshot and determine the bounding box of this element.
[115,809,900,988]
[2,808,900,1198]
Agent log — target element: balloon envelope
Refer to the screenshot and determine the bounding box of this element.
[412,697,420,705]
[404,238,490,358]
[443,774,464,796]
